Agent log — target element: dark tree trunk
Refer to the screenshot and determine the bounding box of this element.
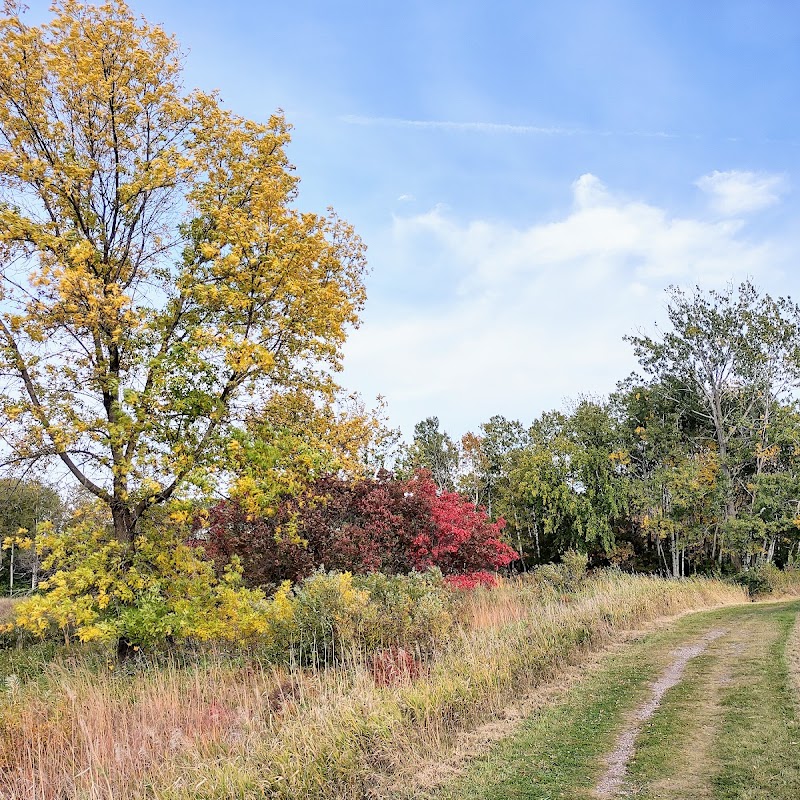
[111,500,136,546]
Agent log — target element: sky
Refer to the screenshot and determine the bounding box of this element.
[27,0,800,439]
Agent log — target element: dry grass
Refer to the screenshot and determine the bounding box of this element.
[0,572,746,800]
[767,567,800,598]
[0,597,17,625]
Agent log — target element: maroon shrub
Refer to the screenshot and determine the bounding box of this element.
[198,470,517,587]
[197,500,313,587]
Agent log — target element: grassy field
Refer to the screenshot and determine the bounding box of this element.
[0,571,746,799]
[434,599,800,800]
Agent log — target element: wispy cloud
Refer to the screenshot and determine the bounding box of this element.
[341,114,679,139]
[696,170,788,216]
[343,174,786,435]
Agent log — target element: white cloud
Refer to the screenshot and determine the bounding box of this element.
[343,175,788,437]
[696,170,787,216]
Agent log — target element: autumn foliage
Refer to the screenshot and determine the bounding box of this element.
[200,471,517,586]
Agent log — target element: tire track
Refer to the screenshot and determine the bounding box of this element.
[594,628,727,798]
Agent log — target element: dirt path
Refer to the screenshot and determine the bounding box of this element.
[594,629,726,798]
[787,607,800,707]
[597,601,795,800]
[434,599,800,800]
[391,605,738,799]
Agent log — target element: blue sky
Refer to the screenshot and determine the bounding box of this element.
[30,1,800,438]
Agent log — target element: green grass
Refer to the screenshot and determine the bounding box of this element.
[714,605,800,799]
[434,658,652,800]
[626,602,800,800]
[436,602,800,800]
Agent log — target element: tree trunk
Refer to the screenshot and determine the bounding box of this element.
[111,500,137,546]
[767,536,777,564]
[670,529,680,578]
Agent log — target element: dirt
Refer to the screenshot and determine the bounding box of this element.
[597,608,788,800]
[593,629,726,798]
[641,635,745,800]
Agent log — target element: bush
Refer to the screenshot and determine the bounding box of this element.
[409,475,518,574]
[732,562,786,598]
[290,571,374,663]
[283,569,454,664]
[352,569,453,651]
[201,471,518,587]
[529,549,589,594]
[443,571,500,590]
[5,520,271,649]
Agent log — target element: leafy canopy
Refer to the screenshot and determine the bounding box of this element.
[0,1,367,543]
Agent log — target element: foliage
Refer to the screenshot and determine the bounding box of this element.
[529,549,589,594]
[626,282,800,545]
[288,570,373,663]
[409,473,517,573]
[0,477,64,589]
[198,498,314,588]
[226,389,401,515]
[502,403,627,563]
[443,571,500,590]
[290,568,453,662]
[459,415,528,517]
[732,565,776,598]
[0,1,367,547]
[202,471,517,587]
[352,569,454,649]
[6,517,270,647]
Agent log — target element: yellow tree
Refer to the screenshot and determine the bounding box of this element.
[0,1,367,548]
[227,388,401,513]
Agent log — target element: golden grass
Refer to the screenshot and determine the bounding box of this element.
[0,597,16,625]
[767,567,800,598]
[0,572,746,799]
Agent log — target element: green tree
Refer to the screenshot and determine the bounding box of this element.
[0,477,64,592]
[462,416,527,516]
[0,2,366,549]
[505,402,627,563]
[399,416,460,491]
[626,282,800,565]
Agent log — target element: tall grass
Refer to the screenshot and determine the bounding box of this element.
[0,572,745,799]
[0,598,16,624]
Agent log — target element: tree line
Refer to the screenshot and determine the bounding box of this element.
[400,282,800,576]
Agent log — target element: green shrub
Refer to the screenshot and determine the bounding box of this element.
[287,569,454,664]
[352,569,453,652]
[732,563,779,598]
[529,550,589,595]
[290,570,374,663]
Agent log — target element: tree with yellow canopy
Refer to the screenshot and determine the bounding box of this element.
[0,1,367,548]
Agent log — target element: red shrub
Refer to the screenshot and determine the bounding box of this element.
[198,470,518,587]
[443,571,500,590]
[409,473,518,574]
